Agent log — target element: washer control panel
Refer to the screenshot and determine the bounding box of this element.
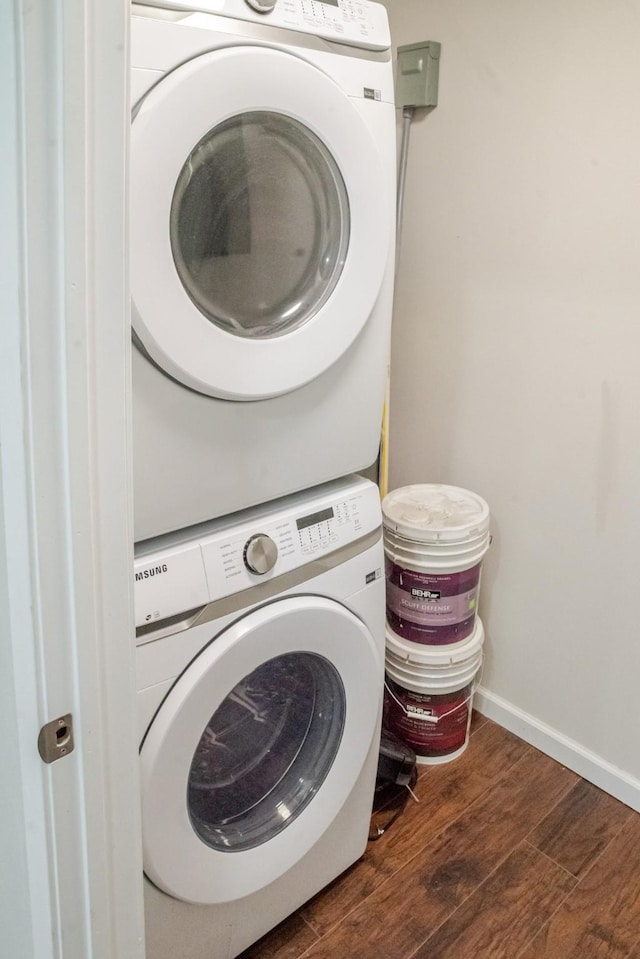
[135,0,391,51]
[133,475,381,627]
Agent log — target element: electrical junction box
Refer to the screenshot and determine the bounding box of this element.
[396,40,441,109]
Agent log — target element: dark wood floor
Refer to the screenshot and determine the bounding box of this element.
[240,713,640,959]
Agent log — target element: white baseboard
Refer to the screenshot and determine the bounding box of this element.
[475,686,640,813]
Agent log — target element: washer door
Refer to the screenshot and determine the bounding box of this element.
[140,596,382,904]
[131,46,389,400]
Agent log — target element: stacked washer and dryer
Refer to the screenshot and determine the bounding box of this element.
[130,1,396,956]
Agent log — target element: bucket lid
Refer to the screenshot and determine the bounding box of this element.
[382,484,490,545]
[386,616,484,667]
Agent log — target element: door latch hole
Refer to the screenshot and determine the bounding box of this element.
[56,723,71,748]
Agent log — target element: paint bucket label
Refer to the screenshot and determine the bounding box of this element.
[385,559,481,644]
[384,678,472,758]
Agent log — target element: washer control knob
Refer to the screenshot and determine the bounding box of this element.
[245,0,277,13]
[243,534,278,575]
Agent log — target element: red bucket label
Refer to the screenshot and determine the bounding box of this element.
[384,678,472,757]
[385,559,481,645]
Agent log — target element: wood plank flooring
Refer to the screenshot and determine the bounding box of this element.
[239,715,640,959]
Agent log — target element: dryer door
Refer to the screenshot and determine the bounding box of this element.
[131,46,390,400]
[139,596,382,905]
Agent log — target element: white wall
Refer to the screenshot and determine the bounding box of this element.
[384,0,640,802]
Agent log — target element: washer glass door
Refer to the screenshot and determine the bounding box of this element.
[188,651,344,851]
[139,596,382,905]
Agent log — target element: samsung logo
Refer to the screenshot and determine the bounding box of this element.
[135,563,168,582]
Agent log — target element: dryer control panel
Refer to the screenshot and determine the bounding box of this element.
[133,475,381,627]
[135,0,391,51]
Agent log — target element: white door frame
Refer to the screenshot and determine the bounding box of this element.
[1,0,144,956]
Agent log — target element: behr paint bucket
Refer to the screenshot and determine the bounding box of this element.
[382,484,491,645]
[383,617,484,764]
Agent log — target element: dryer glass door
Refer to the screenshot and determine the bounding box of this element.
[187,651,345,852]
[171,111,349,340]
[139,596,382,905]
[131,46,391,400]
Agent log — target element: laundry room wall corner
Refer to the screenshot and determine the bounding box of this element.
[380,0,640,810]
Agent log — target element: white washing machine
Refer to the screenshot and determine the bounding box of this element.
[134,474,385,959]
[131,0,396,542]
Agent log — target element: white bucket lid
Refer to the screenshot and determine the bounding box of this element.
[385,655,482,691]
[382,484,490,545]
[386,616,485,667]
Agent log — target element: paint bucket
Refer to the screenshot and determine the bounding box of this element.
[382,484,490,645]
[383,617,484,764]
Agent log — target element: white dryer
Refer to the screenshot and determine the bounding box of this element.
[134,475,385,959]
[131,0,396,541]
